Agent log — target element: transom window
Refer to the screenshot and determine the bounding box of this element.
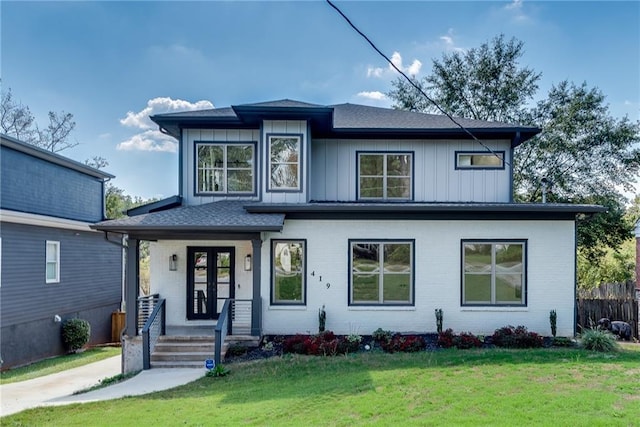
[358,152,412,200]
[271,240,306,305]
[268,135,302,191]
[196,143,255,194]
[46,240,60,284]
[349,240,414,305]
[455,151,505,169]
[462,240,526,306]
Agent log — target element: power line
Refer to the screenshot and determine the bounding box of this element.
[326,0,511,167]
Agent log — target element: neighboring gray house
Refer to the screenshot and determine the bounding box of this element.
[93,100,603,372]
[0,134,122,368]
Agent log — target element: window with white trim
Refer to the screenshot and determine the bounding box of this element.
[268,135,301,191]
[349,240,414,305]
[358,152,412,200]
[271,240,306,305]
[46,241,60,283]
[456,151,505,169]
[462,240,526,305]
[196,143,255,194]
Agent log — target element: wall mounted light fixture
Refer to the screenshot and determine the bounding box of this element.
[169,254,178,271]
[244,254,252,271]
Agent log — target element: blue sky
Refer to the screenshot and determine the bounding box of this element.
[2,1,639,199]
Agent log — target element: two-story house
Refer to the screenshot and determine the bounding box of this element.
[1,134,122,369]
[93,100,603,372]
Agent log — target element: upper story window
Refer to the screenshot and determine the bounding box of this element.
[268,134,302,191]
[196,143,255,195]
[462,240,526,306]
[358,152,413,200]
[46,240,60,283]
[349,240,414,306]
[455,151,505,170]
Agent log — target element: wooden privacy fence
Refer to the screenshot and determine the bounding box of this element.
[576,281,639,339]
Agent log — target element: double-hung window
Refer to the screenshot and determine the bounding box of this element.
[271,240,306,305]
[349,240,414,305]
[462,240,526,305]
[358,152,412,200]
[196,143,255,194]
[268,135,302,191]
[46,241,60,283]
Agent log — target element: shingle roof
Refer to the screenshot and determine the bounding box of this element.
[92,200,284,233]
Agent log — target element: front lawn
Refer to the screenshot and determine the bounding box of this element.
[0,346,121,385]
[4,345,639,425]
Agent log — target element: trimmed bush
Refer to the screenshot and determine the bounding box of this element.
[491,325,543,348]
[437,329,482,349]
[62,318,90,352]
[380,334,426,353]
[437,328,456,349]
[282,331,360,356]
[580,329,619,352]
[372,328,393,344]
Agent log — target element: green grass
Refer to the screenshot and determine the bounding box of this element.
[3,346,639,426]
[0,346,120,385]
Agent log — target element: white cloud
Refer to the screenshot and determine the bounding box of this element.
[388,51,422,77]
[503,0,530,23]
[120,97,214,130]
[439,29,465,52]
[367,66,384,78]
[357,91,386,101]
[116,130,178,153]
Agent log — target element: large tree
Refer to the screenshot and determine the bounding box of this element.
[387,35,640,280]
[388,34,541,123]
[1,87,77,152]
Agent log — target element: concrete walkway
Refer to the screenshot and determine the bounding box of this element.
[1,356,204,417]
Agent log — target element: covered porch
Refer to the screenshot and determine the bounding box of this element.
[91,200,284,371]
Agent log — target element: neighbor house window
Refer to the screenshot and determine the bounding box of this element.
[268,135,302,191]
[271,240,306,305]
[455,151,505,169]
[349,240,414,305]
[46,241,60,283]
[462,240,526,305]
[358,152,412,200]
[196,143,255,194]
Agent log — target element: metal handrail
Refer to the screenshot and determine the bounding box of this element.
[214,299,232,367]
[137,293,160,333]
[142,298,166,370]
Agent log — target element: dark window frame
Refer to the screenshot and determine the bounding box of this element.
[348,239,415,306]
[356,151,414,201]
[266,133,304,193]
[270,239,307,306]
[455,151,506,170]
[194,141,257,196]
[460,239,528,307]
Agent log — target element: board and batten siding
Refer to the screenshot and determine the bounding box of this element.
[310,139,512,203]
[0,145,105,222]
[182,128,261,206]
[261,219,575,337]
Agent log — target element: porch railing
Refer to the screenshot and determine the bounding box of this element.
[137,293,160,333]
[142,298,166,370]
[214,299,232,367]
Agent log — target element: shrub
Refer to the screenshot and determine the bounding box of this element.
[283,331,358,356]
[435,308,443,334]
[453,332,483,349]
[437,329,482,349]
[549,310,557,337]
[283,334,308,354]
[62,318,90,352]
[491,325,543,348]
[438,328,456,349]
[226,344,248,357]
[372,328,393,344]
[580,329,619,352]
[380,334,426,353]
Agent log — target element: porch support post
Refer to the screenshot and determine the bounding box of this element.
[124,237,140,337]
[251,238,262,336]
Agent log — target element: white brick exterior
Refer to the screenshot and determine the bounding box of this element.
[262,219,576,337]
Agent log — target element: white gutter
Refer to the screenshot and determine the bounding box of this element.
[0,209,98,232]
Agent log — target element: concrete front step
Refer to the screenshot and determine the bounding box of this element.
[150,360,210,369]
[151,351,217,362]
[150,335,259,368]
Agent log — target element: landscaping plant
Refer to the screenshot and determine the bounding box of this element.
[549,309,557,337]
[580,328,620,352]
[491,325,543,348]
[435,308,443,334]
[318,305,326,333]
[61,318,91,353]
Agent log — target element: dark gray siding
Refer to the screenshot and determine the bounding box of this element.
[0,222,122,368]
[0,145,105,222]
